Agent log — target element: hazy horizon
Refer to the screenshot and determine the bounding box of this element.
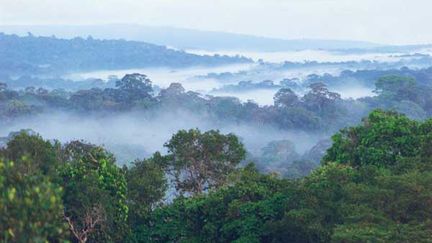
[0,23,384,44]
[0,0,431,45]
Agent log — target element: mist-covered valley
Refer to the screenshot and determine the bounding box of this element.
[4,0,432,241]
[2,32,432,174]
[0,110,326,165]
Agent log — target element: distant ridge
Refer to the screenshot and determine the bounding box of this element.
[0,24,383,51]
[0,33,251,77]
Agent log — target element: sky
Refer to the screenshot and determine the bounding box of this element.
[0,0,430,45]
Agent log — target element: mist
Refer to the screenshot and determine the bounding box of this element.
[1,32,431,172]
[186,49,416,63]
[0,109,327,165]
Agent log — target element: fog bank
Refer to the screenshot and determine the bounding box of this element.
[0,110,327,165]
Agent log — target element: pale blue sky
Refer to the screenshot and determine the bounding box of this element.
[0,0,430,44]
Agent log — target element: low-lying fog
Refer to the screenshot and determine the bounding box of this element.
[210,89,279,105]
[60,47,428,106]
[64,64,375,105]
[185,49,427,63]
[64,64,254,91]
[333,84,376,99]
[1,48,404,166]
[0,111,327,165]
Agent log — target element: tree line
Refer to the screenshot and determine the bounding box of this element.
[3,72,432,133]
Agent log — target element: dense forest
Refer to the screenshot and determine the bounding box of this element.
[3,70,432,176]
[0,33,251,78]
[2,109,432,242]
[3,69,432,129]
[2,69,432,242]
[2,31,432,242]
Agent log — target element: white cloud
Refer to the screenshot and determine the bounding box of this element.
[0,0,430,44]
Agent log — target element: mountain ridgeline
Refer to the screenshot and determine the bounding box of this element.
[0,24,384,51]
[0,33,251,77]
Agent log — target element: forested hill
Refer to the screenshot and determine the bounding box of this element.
[0,33,251,77]
[0,24,383,51]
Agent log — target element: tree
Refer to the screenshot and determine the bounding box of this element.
[157,83,196,109]
[374,75,417,101]
[302,82,341,116]
[116,73,152,92]
[110,73,155,108]
[291,82,347,128]
[125,159,167,226]
[273,88,299,108]
[208,96,243,121]
[60,141,129,242]
[137,111,432,242]
[307,82,340,100]
[157,129,246,195]
[70,88,112,111]
[135,164,290,243]
[158,82,185,98]
[0,159,68,242]
[324,110,420,168]
[0,130,61,176]
[115,73,153,101]
[6,99,34,117]
[64,204,106,243]
[330,170,432,242]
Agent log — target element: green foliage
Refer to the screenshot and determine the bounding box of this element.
[0,130,61,176]
[324,110,421,168]
[133,165,290,242]
[133,111,432,242]
[158,128,246,195]
[60,142,129,242]
[375,75,417,101]
[330,170,432,242]
[125,158,167,226]
[3,111,432,242]
[0,160,68,242]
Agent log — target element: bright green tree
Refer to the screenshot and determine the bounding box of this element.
[324,110,420,167]
[0,159,68,242]
[60,141,128,243]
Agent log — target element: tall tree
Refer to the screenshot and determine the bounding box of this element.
[273,88,299,108]
[125,158,167,226]
[60,141,129,243]
[115,73,153,103]
[324,110,420,167]
[157,129,246,195]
